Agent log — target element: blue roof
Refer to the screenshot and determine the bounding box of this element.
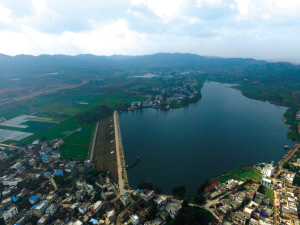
[124,193,129,198]
[89,219,98,224]
[77,128,82,131]
[132,101,138,104]
[30,203,40,211]
[41,155,49,159]
[44,171,51,174]
[54,171,63,176]
[65,217,70,222]
[137,189,141,193]
[12,196,19,202]
[29,195,38,201]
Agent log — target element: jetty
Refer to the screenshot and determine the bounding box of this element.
[127,156,140,169]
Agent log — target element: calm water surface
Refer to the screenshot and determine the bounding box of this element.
[119,82,295,195]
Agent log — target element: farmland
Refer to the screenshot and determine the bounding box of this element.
[60,143,89,159]
[63,124,95,145]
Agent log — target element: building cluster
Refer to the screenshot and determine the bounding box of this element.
[0,138,186,225]
[129,79,199,110]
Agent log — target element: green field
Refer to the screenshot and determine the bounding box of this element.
[218,168,262,183]
[63,124,95,144]
[258,186,273,200]
[60,143,89,159]
[30,116,81,141]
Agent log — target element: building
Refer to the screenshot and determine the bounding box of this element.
[78,202,91,215]
[31,173,42,181]
[43,171,52,179]
[261,164,275,177]
[45,203,57,216]
[140,190,155,202]
[261,177,274,190]
[120,193,131,207]
[165,200,182,218]
[29,195,39,205]
[46,193,59,204]
[89,201,102,214]
[41,155,51,164]
[37,214,50,225]
[32,200,49,217]
[28,158,36,166]
[106,209,116,223]
[286,173,296,183]
[11,162,22,170]
[130,214,139,225]
[84,160,92,169]
[2,189,11,198]
[2,197,12,208]
[155,196,167,207]
[54,171,63,176]
[76,178,86,190]
[3,204,18,221]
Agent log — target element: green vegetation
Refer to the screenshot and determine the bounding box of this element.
[218,168,262,183]
[282,162,300,173]
[146,200,158,220]
[258,186,273,200]
[60,143,89,159]
[165,205,214,225]
[170,102,184,109]
[63,124,95,144]
[137,181,163,194]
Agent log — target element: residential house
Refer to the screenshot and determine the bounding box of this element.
[45,203,57,216]
[37,214,50,225]
[130,214,139,225]
[78,202,91,215]
[29,195,39,205]
[3,204,18,221]
[261,164,275,177]
[140,190,155,202]
[261,177,274,190]
[43,171,51,179]
[89,201,102,214]
[32,200,49,217]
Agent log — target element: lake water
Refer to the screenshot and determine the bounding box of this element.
[119,82,295,195]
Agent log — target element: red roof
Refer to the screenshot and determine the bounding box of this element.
[204,184,216,193]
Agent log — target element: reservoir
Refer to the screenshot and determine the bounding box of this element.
[119,82,295,195]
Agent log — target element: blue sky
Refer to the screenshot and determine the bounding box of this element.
[0,0,299,61]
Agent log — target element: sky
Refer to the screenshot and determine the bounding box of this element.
[0,0,300,61]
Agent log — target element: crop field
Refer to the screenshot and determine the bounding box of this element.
[30,116,81,141]
[60,143,89,159]
[218,168,262,183]
[28,116,65,123]
[63,124,95,144]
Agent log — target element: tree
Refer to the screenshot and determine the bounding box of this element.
[172,186,186,197]
[93,191,102,202]
[194,195,205,204]
[182,199,189,208]
[146,200,158,220]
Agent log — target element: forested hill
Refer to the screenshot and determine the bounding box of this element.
[1,53,300,84]
[0,53,267,77]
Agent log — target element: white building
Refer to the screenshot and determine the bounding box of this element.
[33,200,49,217]
[297,158,300,164]
[286,173,296,183]
[261,177,274,190]
[45,204,57,216]
[11,162,22,170]
[89,201,102,214]
[78,203,91,215]
[29,158,36,166]
[3,205,18,221]
[130,214,139,225]
[261,164,275,177]
[140,190,155,202]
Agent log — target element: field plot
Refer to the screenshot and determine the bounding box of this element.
[63,124,95,145]
[60,143,89,159]
[32,116,81,141]
[218,168,262,183]
[28,117,65,123]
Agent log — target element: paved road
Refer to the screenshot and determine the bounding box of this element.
[114,111,125,196]
[89,122,99,161]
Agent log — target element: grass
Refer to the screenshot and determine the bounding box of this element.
[63,124,95,145]
[258,186,273,200]
[60,143,89,159]
[27,116,81,142]
[170,102,184,109]
[218,168,262,183]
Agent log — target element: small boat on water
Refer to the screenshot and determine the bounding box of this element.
[284,145,290,149]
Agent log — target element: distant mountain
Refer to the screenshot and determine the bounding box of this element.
[0,53,299,80]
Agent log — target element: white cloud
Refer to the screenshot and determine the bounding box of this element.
[0,4,12,23]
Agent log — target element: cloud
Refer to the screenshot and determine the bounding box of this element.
[0,0,299,60]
